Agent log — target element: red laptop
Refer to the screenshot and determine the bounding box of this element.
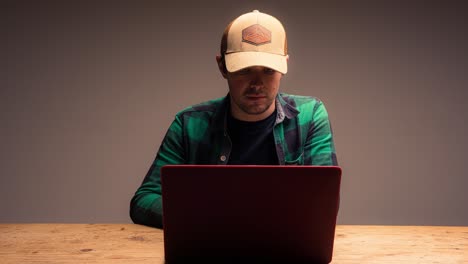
[161,165,342,264]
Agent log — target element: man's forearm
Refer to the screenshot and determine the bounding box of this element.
[130,194,163,228]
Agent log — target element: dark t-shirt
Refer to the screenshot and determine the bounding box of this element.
[227,110,279,165]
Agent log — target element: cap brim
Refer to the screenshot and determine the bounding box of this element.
[225,51,288,74]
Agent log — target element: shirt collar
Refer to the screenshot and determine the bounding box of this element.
[275,93,300,123]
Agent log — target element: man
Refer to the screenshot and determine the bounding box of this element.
[130,10,338,228]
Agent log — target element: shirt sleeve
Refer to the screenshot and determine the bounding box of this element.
[129,115,185,228]
[304,101,338,165]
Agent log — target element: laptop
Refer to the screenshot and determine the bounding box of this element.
[161,165,342,264]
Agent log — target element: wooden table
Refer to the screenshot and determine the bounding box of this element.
[0,224,467,263]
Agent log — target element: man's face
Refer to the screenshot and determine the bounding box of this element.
[225,66,283,121]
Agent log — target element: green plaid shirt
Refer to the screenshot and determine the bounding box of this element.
[130,93,338,228]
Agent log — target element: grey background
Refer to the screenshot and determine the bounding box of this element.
[2,1,467,225]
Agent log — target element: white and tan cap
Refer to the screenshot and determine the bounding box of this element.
[222,10,288,74]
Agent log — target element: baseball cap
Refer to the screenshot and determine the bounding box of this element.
[221,10,288,74]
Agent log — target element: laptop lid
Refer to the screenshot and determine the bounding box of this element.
[161,165,342,264]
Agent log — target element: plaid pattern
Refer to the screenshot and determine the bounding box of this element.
[130,93,338,228]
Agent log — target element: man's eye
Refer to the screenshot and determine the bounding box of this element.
[238,69,250,75]
[264,68,275,74]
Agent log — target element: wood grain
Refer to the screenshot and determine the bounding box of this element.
[0,224,164,264]
[0,224,467,263]
[333,225,468,263]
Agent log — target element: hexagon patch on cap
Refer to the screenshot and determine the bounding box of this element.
[242,24,271,46]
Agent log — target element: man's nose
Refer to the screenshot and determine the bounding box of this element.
[250,73,263,87]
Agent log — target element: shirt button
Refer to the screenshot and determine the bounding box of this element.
[220,155,226,162]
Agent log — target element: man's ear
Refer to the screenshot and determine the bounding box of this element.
[216,55,228,79]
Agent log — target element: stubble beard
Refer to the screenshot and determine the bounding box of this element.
[237,95,275,115]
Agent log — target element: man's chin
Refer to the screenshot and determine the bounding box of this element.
[241,105,270,116]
